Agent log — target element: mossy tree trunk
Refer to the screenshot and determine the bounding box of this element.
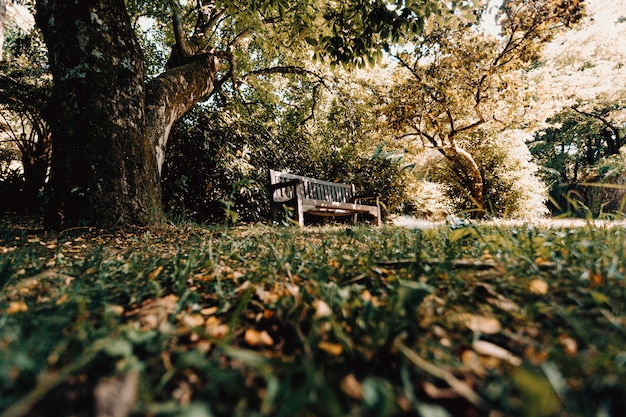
[35,0,219,228]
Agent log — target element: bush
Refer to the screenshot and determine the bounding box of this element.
[0,148,24,212]
[575,148,626,217]
[162,113,412,224]
[425,130,549,219]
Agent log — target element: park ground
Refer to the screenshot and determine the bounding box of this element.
[1,214,626,417]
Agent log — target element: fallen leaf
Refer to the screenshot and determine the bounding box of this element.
[318,341,343,356]
[182,314,205,328]
[472,340,522,366]
[461,349,487,377]
[7,301,28,314]
[314,300,332,318]
[206,317,229,338]
[244,329,274,347]
[94,371,138,417]
[458,313,502,334]
[106,305,125,316]
[341,374,363,399]
[126,295,178,330]
[55,294,70,305]
[172,380,192,406]
[200,306,218,316]
[475,282,520,312]
[529,279,549,295]
[147,266,163,280]
[558,335,578,356]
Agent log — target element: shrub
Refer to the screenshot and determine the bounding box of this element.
[0,147,24,212]
[576,147,626,217]
[426,130,549,219]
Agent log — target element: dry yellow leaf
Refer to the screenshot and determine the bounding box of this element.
[244,329,274,347]
[473,340,522,366]
[340,374,363,399]
[206,317,229,338]
[559,335,578,356]
[182,314,205,328]
[200,306,218,316]
[318,341,343,356]
[7,301,28,314]
[461,349,487,377]
[147,266,163,280]
[458,313,502,334]
[106,305,125,316]
[589,272,604,288]
[529,279,548,295]
[55,294,69,305]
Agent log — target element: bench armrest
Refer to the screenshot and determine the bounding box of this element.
[352,194,381,203]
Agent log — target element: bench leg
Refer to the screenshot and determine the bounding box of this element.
[296,202,304,227]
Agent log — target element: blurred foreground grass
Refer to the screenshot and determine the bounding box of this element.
[1,216,625,417]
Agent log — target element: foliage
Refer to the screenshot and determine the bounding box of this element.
[529,106,626,217]
[525,0,626,216]
[573,148,626,218]
[0,146,23,211]
[0,3,50,212]
[381,0,583,217]
[2,216,626,416]
[162,67,412,224]
[527,0,626,125]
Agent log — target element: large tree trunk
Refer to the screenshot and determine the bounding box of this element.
[21,139,49,211]
[35,0,220,229]
[36,0,159,228]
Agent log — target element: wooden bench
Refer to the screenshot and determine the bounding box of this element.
[268,169,381,226]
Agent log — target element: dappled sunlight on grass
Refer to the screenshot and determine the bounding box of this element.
[1,216,626,416]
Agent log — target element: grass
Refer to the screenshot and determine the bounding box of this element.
[1,215,626,417]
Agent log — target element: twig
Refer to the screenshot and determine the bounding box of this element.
[394,337,485,408]
[378,258,499,270]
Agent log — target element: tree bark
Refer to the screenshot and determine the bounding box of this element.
[146,55,220,174]
[21,136,50,210]
[442,145,485,216]
[35,0,220,228]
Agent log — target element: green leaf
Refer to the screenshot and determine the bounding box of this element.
[103,337,133,359]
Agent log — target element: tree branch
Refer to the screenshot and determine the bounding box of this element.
[170,0,194,61]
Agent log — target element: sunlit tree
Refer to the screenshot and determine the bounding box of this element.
[382,0,583,216]
[527,0,626,214]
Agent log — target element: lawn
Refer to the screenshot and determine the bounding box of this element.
[1,215,625,417]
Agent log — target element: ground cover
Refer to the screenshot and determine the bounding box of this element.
[1,215,625,417]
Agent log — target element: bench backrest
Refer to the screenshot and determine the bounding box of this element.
[269,169,355,203]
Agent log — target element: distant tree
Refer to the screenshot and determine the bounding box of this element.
[527,0,626,214]
[0,0,50,210]
[531,106,623,186]
[383,0,583,217]
[528,0,626,126]
[0,71,50,209]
